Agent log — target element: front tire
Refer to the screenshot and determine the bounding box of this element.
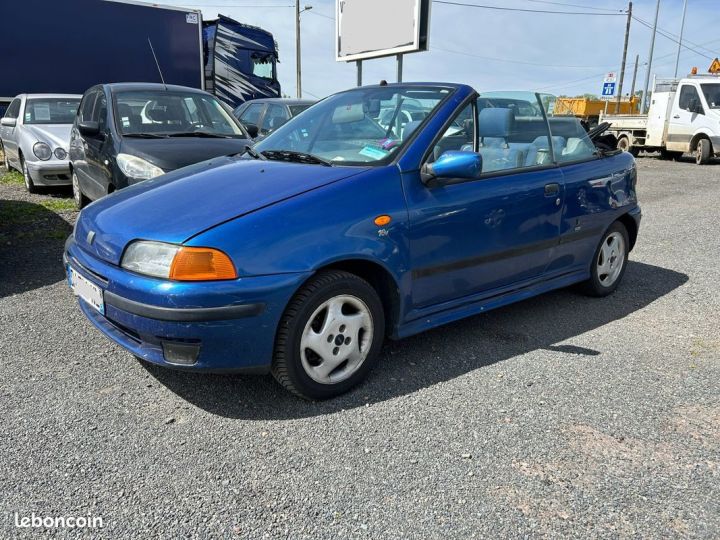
[72,170,88,209]
[21,157,38,193]
[581,221,629,297]
[272,270,385,400]
[696,138,712,165]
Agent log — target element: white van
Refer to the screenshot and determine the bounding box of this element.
[601,74,720,164]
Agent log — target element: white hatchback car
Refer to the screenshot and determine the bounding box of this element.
[0,94,81,192]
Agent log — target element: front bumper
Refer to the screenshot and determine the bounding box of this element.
[64,236,311,372]
[27,159,71,186]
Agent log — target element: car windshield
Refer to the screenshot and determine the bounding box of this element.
[24,98,80,125]
[701,84,720,109]
[113,90,245,137]
[254,85,452,165]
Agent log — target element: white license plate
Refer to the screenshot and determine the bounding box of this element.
[69,266,104,314]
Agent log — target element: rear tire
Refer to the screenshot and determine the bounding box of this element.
[696,138,712,165]
[617,136,639,157]
[272,270,385,400]
[21,156,38,194]
[581,221,630,297]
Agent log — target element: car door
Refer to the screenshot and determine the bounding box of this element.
[1,98,22,167]
[83,90,112,199]
[402,95,564,309]
[667,84,704,152]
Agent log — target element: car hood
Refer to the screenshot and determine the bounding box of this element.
[119,137,251,171]
[75,156,369,265]
[23,124,72,150]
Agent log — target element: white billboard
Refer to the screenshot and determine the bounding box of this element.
[336,0,431,62]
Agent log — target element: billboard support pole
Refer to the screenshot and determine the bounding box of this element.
[396,54,403,83]
[356,60,363,87]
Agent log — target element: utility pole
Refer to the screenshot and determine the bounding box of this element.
[674,0,688,77]
[630,53,640,113]
[615,1,632,113]
[295,3,312,97]
[295,1,301,98]
[641,0,661,113]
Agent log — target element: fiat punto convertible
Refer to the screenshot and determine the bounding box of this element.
[64,83,641,399]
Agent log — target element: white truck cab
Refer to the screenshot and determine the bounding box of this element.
[601,74,720,164]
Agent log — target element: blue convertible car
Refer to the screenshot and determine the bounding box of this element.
[64,83,640,399]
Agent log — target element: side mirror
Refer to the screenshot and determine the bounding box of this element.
[244,123,259,138]
[78,120,100,137]
[421,151,483,186]
[0,117,16,127]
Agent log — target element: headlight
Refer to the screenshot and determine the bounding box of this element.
[121,241,237,281]
[33,142,52,160]
[54,148,67,160]
[116,153,164,180]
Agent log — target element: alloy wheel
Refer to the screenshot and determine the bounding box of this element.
[597,231,625,287]
[299,294,374,384]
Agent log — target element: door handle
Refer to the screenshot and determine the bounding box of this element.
[673,114,680,119]
[544,183,560,196]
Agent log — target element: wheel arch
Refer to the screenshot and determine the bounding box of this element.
[296,258,402,338]
[617,212,639,251]
[689,131,712,152]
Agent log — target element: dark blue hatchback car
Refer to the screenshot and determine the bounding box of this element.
[65,83,641,399]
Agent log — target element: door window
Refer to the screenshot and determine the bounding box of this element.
[475,91,557,172]
[4,98,21,119]
[430,102,475,162]
[240,103,264,127]
[260,104,290,134]
[79,91,98,123]
[678,84,703,113]
[95,93,108,131]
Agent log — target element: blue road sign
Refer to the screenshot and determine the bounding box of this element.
[602,82,616,97]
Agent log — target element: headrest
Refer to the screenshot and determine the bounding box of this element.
[478,108,514,139]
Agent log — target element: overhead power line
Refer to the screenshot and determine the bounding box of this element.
[433,0,626,16]
[632,16,715,60]
[524,0,624,13]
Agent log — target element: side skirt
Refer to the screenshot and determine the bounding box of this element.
[394,269,589,339]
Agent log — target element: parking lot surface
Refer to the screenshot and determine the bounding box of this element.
[0,156,718,538]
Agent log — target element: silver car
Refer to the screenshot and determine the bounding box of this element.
[0,93,81,192]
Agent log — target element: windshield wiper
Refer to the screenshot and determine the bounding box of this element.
[123,133,168,138]
[166,132,232,138]
[244,145,266,160]
[260,150,333,167]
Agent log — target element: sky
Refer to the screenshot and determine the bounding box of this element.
[151,0,720,99]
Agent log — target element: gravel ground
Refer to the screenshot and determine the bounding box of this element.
[0,155,718,539]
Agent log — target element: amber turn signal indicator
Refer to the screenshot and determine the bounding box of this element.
[374,215,392,227]
[169,247,237,281]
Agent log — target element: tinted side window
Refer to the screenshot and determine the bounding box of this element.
[678,85,701,111]
[5,98,21,119]
[260,104,289,134]
[240,103,264,126]
[95,93,108,131]
[79,91,98,123]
